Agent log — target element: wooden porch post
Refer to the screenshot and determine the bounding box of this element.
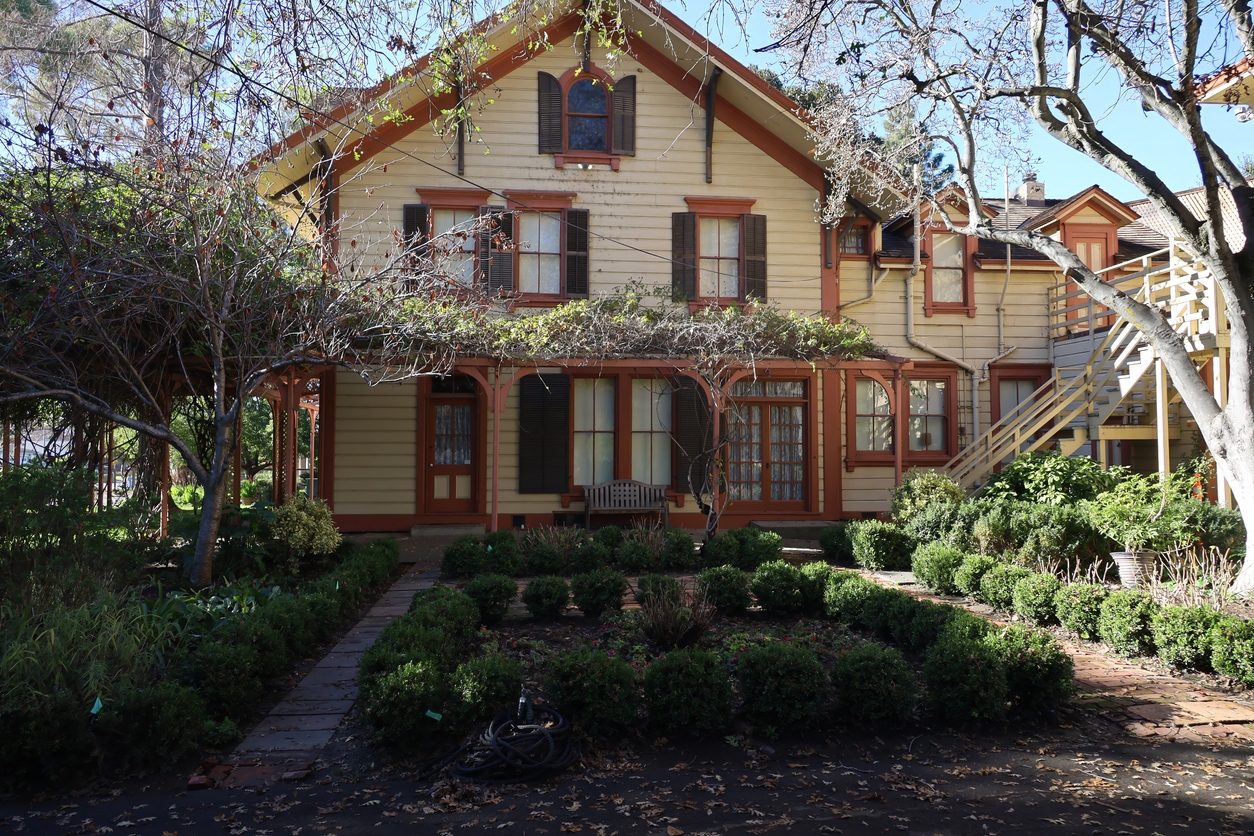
[286,376,298,499]
[491,368,502,533]
[1155,359,1170,477]
[893,369,904,486]
[271,396,282,503]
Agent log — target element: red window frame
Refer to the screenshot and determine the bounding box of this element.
[554,65,621,170]
[845,371,897,469]
[903,365,959,463]
[722,379,811,511]
[924,227,977,317]
[503,191,579,304]
[838,221,871,260]
[685,196,758,306]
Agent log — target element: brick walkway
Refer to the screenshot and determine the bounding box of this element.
[190,563,438,789]
[870,572,1254,747]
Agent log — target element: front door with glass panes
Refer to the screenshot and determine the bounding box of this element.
[725,380,806,506]
[426,376,476,513]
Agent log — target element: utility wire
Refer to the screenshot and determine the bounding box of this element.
[76,0,831,292]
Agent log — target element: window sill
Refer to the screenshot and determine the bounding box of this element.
[554,152,620,171]
[923,302,977,318]
[687,299,748,313]
[846,451,895,471]
[505,294,572,311]
[905,451,953,465]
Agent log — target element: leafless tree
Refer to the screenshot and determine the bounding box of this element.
[758,0,1254,593]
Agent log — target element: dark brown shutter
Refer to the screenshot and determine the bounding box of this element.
[478,206,514,294]
[564,208,590,297]
[538,72,563,154]
[671,212,697,302]
[674,378,713,497]
[402,203,429,250]
[610,75,636,156]
[518,374,570,494]
[743,213,767,300]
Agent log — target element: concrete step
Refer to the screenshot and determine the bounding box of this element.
[749,520,835,541]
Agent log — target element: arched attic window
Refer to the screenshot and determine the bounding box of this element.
[538,66,635,166]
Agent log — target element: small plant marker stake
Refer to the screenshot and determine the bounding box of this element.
[425,710,442,722]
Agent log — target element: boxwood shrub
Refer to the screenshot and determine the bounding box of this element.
[1054,582,1107,639]
[1152,605,1221,671]
[901,599,956,651]
[441,535,485,577]
[818,522,854,564]
[362,659,451,746]
[737,642,827,727]
[464,574,518,624]
[799,562,834,615]
[570,541,612,574]
[978,564,1033,610]
[696,565,752,615]
[924,630,1007,725]
[850,520,916,571]
[483,530,523,576]
[524,542,567,576]
[984,625,1074,714]
[635,573,681,602]
[545,648,639,738]
[571,569,629,618]
[662,529,698,571]
[1097,589,1158,656]
[911,542,965,595]
[617,541,657,573]
[450,655,523,727]
[953,554,999,597]
[643,648,732,735]
[830,642,917,724]
[521,576,570,620]
[751,560,805,615]
[823,572,877,623]
[1211,616,1254,685]
[1012,573,1062,625]
[593,525,624,553]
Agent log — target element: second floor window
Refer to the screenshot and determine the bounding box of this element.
[567,79,607,151]
[854,378,893,452]
[537,69,636,159]
[430,208,477,286]
[517,211,562,295]
[700,217,740,300]
[930,233,965,303]
[839,226,868,255]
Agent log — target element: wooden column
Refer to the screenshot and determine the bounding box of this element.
[271,397,282,503]
[286,376,298,499]
[1156,358,1170,477]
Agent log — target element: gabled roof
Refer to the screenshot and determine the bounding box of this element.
[1198,58,1252,106]
[257,0,860,201]
[1018,184,1141,231]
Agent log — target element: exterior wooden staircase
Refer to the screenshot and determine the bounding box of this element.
[946,243,1226,491]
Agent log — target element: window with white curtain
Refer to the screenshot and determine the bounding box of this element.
[931,232,965,303]
[631,379,672,485]
[573,378,614,486]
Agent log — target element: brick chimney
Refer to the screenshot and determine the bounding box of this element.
[1015,173,1045,205]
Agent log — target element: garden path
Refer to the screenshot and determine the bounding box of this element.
[197,562,437,788]
[871,571,1254,747]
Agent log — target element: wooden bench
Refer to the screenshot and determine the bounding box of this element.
[583,480,669,529]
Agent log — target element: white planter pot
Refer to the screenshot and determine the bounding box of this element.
[1111,551,1157,588]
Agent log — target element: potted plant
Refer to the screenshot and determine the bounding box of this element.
[1084,472,1192,588]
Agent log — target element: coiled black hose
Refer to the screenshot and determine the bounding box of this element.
[417,706,578,784]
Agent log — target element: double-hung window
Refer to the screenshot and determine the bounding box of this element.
[517,211,563,295]
[925,230,975,315]
[430,208,478,286]
[573,378,615,486]
[672,201,767,303]
[853,378,893,453]
[908,379,947,452]
[699,217,740,300]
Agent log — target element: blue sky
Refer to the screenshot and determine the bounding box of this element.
[678,0,1252,203]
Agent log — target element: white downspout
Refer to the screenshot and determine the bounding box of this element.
[906,196,982,443]
[841,266,891,310]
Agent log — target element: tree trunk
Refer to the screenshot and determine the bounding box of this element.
[188,470,226,586]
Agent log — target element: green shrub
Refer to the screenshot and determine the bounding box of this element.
[272,493,342,561]
[570,540,611,574]
[1211,617,1254,685]
[750,560,805,615]
[521,576,570,620]
[612,541,651,573]
[571,569,629,619]
[524,542,567,576]
[924,630,1007,725]
[214,616,289,681]
[904,501,962,547]
[546,648,639,738]
[450,655,523,726]
[983,451,1116,505]
[1012,573,1062,625]
[464,574,518,624]
[1054,583,1107,639]
[696,565,751,615]
[939,608,995,642]
[799,562,834,615]
[662,529,698,570]
[635,573,681,602]
[830,642,917,724]
[593,525,624,552]
[408,585,480,644]
[256,595,317,658]
[183,639,264,718]
[441,535,485,577]
[0,691,97,786]
[823,573,877,624]
[978,565,1032,610]
[362,659,452,746]
[902,599,956,651]
[737,642,827,727]
[857,586,912,640]
[1188,501,1246,556]
[703,531,741,567]
[818,522,854,564]
[643,648,732,735]
[891,468,965,518]
[911,542,965,595]
[1152,606,1221,671]
[96,683,206,771]
[850,520,916,571]
[734,528,784,570]
[1098,590,1158,656]
[483,530,523,576]
[984,625,1074,714]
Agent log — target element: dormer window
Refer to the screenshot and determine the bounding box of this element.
[538,67,636,168]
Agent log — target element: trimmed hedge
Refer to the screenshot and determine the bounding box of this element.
[911,542,964,595]
[571,569,629,619]
[1012,573,1062,625]
[830,642,917,724]
[953,554,998,597]
[850,520,915,571]
[751,560,805,615]
[818,522,854,564]
[546,648,639,738]
[1054,583,1106,639]
[737,642,827,727]
[643,649,732,735]
[464,574,518,625]
[697,565,752,615]
[979,564,1033,610]
[1211,617,1254,685]
[1097,589,1158,657]
[984,625,1074,715]
[1152,605,1221,671]
[521,576,570,620]
[924,630,1007,725]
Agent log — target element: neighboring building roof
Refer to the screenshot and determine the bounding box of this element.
[1126,187,1248,252]
[1198,58,1253,106]
[1018,184,1141,232]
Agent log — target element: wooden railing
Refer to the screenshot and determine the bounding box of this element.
[947,242,1221,490]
